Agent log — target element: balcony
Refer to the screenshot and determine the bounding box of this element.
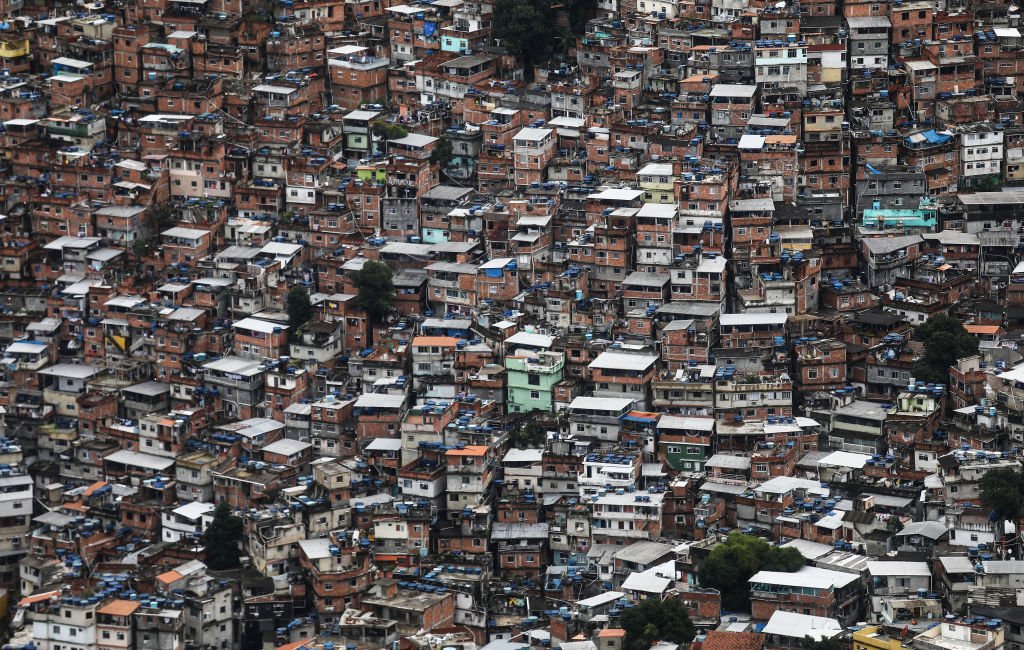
[578,473,633,489]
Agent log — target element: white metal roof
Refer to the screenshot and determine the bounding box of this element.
[738,134,766,150]
[761,611,842,641]
[997,364,1024,383]
[365,438,403,452]
[503,448,543,464]
[588,351,658,371]
[705,454,751,469]
[587,188,644,201]
[390,133,438,148]
[939,556,976,574]
[104,449,175,471]
[172,501,215,520]
[576,591,625,608]
[657,415,714,431]
[261,241,303,256]
[478,257,514,270]
[866,561,932,577]
[232,318,286,334]
[137,114,193,123]
[750,566,858,589]
[781,538,835,560]
[569,396,634,412]
[505,331,554,349]
[344,109,380,121]
[5,341,47,354]
[162,226,209,240]
[756,476,829,495]
[124,381,170,397]
[262,438,311,457]
[514,127,553,142]
[897,520,947,540]
[720,312,789,326]
[203,356,264,376]
[621,571,671,594]
[710,84,757,98]
[252,84,297,95]
[298,538,333,560]
[52,56,94,69]
[104,295,146,308]
[355,393,406,409]
[39,363,99,379]
[817,451,872,469]
[636,203,677,218]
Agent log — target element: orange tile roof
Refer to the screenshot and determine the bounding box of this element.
[445,445,489,457]
[702,631,764,650]
[598,629,627,638]
[681,73,717,83]
[60,501,88,512]
[156,570,183,584]
[276,641,313,650]
[966,324,1000,335]
[412,336,461,347]
[82,481,108,497]
[18,590,61,606]
[97,599,141,616]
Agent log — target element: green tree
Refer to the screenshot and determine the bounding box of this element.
[372,120,409,141]
[699,533,804,611]
[510,423,546,448]
[620,598,696,650]
[912,314,979,384]
[494,0,553,74]
[430,136,454,168]
[493,0,598,76]
[980,466,1024,549]
[799,637,845,650]
[566,0,598,36]
[349,260,395,345]
[285,286,313,332]
[202,502,243,570]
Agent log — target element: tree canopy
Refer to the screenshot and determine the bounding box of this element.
[981,466,1024,526]
[350,260,395,342]
[203,502,243,570]
[285,286,313,332]
[493,0,552,72]
[493,0,597,75]
[799,637,846,650]
[698,533,805,611]
[430,136,454,168]
[620,598,696,650]
[912,314,979,384]
[372,120,409,141]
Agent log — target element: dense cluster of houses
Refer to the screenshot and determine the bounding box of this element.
[2,0,1024,649]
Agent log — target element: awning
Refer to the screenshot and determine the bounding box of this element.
[624,411,659,423]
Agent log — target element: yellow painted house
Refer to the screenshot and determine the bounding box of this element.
[852,626,905,650]
[0,36,29,60]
